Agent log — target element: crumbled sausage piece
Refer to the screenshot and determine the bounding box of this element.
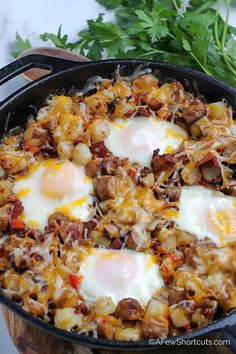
[115,298,144,320]
[85,159,102,178]
[141,318,168,339]
[126,227,151,252]
[152,149,175,176]
[182,98,206,125]
[95,176,117,201]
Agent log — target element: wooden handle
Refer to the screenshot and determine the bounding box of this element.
[18,47,90,82]
[1,305,232,354]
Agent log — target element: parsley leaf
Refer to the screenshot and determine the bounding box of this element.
[96,0,122,9]
[77,14,129,58]
[133,6,170,43]
[226,37,236,62]
[39,25,75,50]
[12,32,32,58]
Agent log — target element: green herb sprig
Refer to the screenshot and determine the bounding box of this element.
[12,0,236,87]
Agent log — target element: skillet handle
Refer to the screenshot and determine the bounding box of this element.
[220,324,236,352]
[0,54,85,87]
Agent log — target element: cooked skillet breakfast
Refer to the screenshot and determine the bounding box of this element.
[0,69,236,341]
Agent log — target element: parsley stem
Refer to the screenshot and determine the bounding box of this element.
[221,0,236,76]
[186,51,212,76]
[214,0,236,77]
[214,0,221,50]
[194,0,215,14]
[172,0,179,12]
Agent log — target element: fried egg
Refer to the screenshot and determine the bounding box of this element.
[104,116,188,167]
[13,159,94,230]
[168,185,236,246]
[78,248,163,307]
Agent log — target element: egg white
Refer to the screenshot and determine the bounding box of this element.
[13,159,94,231]
[173,185,236,246]
[78,248,163,307]
[104,116,188,167]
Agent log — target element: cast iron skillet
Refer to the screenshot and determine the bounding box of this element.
[0,54,236,351]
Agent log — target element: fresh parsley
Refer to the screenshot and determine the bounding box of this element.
[12,32,32,58]
[12,0,236,87]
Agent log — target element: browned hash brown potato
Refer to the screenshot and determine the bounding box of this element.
[0,68,236,341]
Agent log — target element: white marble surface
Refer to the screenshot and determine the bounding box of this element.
[0,1,236,354]
[0,0,113,102]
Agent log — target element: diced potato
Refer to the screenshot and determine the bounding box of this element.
[90,121,111,142]
[145,298,169,320]
[0,180,12,206]
[115,327,140,341]
[94,296,116,315]
[57,141,74,159]
[169,306,191,328]
[72,143,92,165]
[54,307,83,331]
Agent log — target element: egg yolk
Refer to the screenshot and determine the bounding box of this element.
[208,209,236,241]
[122,124,158,155]
[94,253,139,288]
[40,161,84,197]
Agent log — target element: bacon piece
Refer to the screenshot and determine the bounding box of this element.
[182,98,206,125]
[151,149,175,176]
[11,199,24,220]
[83,218,98,235]
[47,212,83,243]
[60,222,83,243]
[74,302,88,315]
[136,106,151,117]
[48,212,68,227]
[90,141,111,158]
[109,238,123,250]
[115,298,144,320]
